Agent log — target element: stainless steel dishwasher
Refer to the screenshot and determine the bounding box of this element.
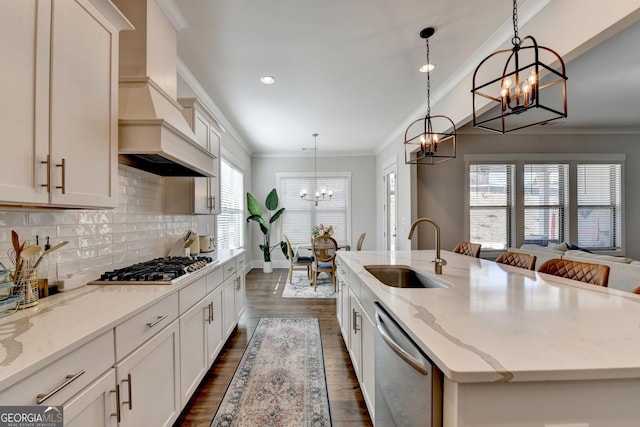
[375,303,443,427]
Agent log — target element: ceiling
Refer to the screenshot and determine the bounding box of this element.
[172,0,640,156]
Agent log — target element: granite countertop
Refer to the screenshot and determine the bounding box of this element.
[0,249,244,391]
[337,250,640,383]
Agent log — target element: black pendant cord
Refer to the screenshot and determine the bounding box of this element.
[511,0,521,46]
[425,37,431,118]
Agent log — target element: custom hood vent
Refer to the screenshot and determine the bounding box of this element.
[114,0,214,177]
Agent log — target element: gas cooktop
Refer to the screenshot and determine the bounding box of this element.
[88,256,216,285]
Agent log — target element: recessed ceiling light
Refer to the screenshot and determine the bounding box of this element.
[419,63,435,73]
[260,76,276,84]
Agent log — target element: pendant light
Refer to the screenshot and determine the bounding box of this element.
[404,27,456,165]
[299,133,333,206]
[471,0,567,133]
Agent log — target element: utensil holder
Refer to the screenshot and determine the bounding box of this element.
[12,267,39,308]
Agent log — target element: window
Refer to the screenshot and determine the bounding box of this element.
[524,164,568,245]
[469,164,514,250]
[217,159,244,250]
[466,155,624,254]
[278,173,351,245]
[577,164,622,250]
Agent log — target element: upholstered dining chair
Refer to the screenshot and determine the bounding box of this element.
[311,235,338,292]
[537,258,610,287]
[283,234,313,284]
[495,251,537,270]
[453,241,482,258]
[356,233,366,251]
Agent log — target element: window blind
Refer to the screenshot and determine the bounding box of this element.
[577,163,622,250]
[279,175,350,246]
[217,159,244,250]
[469,164,514,250]
[523,164,568,245]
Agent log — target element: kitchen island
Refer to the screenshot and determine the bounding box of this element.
[336,250,640,427]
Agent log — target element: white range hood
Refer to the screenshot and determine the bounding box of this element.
[114,0,214,177]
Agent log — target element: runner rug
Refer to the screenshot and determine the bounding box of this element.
[210,318,332,427]
[282,271,336,299]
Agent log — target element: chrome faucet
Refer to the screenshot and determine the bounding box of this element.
[407,218,447,274]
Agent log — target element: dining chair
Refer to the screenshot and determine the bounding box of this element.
[283,234,313,283]
[453,241,482,258]
[311,235,338,292]
[495,251,536,270]
[537,258,610,287]
[356,233,366,251]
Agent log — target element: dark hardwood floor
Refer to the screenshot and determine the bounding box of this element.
[174,268,373,426]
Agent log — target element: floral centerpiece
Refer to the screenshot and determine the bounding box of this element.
[312,224,334,238]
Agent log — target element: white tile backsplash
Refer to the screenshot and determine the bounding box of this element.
[0,165,201,290]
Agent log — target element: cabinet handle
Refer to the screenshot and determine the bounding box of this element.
[55,158,66,194]
[212,196,215,209]
[352,309,361,334]
[122,374,133,410]
[235,277,240,291]
[36,370,85,404]
[146,314,168,328]
[207,302,213,323]
[40,155,51,193]
[111,384,121,422]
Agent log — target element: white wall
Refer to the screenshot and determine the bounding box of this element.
[249,154,376,268]
[415,131,640,260]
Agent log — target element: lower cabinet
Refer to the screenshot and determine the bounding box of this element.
[222,274,237,339]
[179,297,209,407]
[64,369,117,427]
[205,285,224,367]
[115,320,181,427]
[339,263,376,423]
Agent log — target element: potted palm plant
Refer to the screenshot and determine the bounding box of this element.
[246,188,285,273]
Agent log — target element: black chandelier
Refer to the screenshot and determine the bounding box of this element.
[404,27,456,165]
[471,0,567,133]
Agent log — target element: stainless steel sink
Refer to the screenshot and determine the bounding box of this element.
[364,265,450,289]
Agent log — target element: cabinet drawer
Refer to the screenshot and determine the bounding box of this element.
[235,255,245,272]
[115,293,179,361]
[206,265,224,294]
[222,260,236,280]
[0,330,114,406]
[179,276,206,314]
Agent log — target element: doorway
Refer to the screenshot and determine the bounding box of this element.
[383,162,397,251]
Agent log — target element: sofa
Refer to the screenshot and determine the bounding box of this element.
[508,244,640,293]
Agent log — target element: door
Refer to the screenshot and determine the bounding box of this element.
[179,298,208,406]
[115,320,180,427]
[222,275,236,338]
[64,369,117,427]
[206,286,224,366]
[383,162,398,251]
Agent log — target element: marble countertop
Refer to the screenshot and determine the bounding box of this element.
[337,250,640,383]
[0,249,244,391]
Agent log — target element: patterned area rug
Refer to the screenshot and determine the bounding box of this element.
[211,318,332,427]
[282,270,336,299]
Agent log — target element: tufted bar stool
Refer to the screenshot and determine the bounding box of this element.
[495,251,537,270]
[537,258,610,287]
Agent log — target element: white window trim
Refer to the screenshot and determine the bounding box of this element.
[464,153,626,257]
[276,171,352,245]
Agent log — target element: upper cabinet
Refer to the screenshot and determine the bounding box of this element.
[164,98,221,215]
[0,0,132,208]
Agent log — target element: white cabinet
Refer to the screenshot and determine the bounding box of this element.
[234,256,246,319]
[205,285,224,366]
[179,297,208,407]
[222,274,237,339]
[0,0,130,208]
[339,261,376,423]
[164,98,222,215]
[115,320,181,427]
[64,369,117,427]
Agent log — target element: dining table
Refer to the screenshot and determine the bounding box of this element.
[295,240,351,260]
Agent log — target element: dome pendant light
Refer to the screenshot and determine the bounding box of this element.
[471,0,567,133]
[404,27,456,165]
